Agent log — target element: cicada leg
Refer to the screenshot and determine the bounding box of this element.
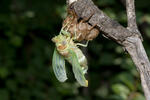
[89,24,97,30]
[76,40,89,47]
[59,19,70,34]
[71,23,79,40]
[74,24,79,39]
[59,21,71,35]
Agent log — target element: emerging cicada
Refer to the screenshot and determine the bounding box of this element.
[52,32,88,87]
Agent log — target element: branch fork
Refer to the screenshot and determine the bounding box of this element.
[66,0,150,99]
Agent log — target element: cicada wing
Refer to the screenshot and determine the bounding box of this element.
[52,48,68,82]
[68,50,88,87]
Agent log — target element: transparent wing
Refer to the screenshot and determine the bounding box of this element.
[68,50,88,87]
[52,48,67,82]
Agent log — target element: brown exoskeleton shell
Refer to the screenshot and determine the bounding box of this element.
[62,7,100,41]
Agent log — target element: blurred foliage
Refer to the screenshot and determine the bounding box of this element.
[0,0,150,100]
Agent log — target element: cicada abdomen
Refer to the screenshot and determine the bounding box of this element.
[52,34,88,87]
[66,49,88,87]
[69,43,88,74]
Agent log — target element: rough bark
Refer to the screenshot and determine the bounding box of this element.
[67,0,150,99]
[125,0,150,99]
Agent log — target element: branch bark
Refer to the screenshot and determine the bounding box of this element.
[126,0,142,40]
[67,0,150,99]
[126,0,137,29]
[123,36,150,99]
[125,0,150,99]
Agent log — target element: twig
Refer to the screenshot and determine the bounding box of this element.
[126,0,142,40]
[126,0,137,29]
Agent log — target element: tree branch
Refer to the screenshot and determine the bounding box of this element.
[66,0,150,99]
[125,0,149,99]
[68,0,133,44]
[126,0,142,40]
[126,0,137,29]
[123,36,150,100]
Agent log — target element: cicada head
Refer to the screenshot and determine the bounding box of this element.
[52,34,69,56]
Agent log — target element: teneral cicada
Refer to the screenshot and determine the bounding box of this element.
[52,33,88,87]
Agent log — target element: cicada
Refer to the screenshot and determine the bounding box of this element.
[52,33,88,87]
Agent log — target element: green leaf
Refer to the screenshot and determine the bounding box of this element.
[115,72,134,90]
[52,48,67,82]
[0,67,9,79]
[56,83,79,95]
[10,36,22,47]
[0,89,9,100]
[112,84,130,99]
[95,84,108,98]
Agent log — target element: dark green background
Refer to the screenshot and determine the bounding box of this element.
[0,0,150,100]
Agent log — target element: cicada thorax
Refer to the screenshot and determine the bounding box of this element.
[52,34,70,57]
[57,46,69,57]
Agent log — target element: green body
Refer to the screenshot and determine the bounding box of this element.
[65,41,88,74]
[52,34,88,87]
